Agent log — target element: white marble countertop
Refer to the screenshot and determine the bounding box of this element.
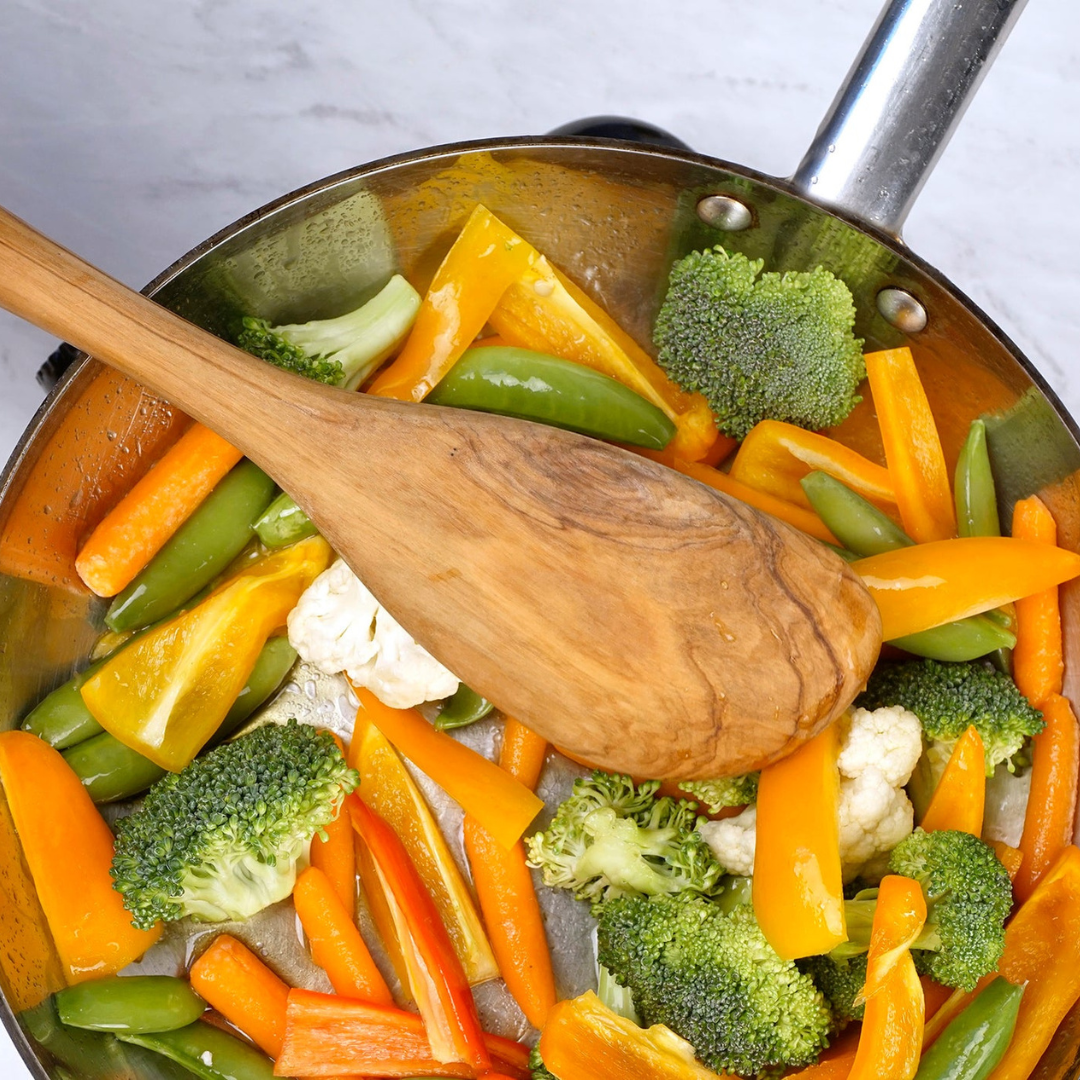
[0,0,1077,1075]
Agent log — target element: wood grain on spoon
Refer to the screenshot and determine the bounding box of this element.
[0,205,881,779]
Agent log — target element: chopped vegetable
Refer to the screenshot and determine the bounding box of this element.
[595,893,833,1076]
[82,536,332,771]
[857,874,927,1003]
[434,683,494,731]
[55,976,205,1033]
[955,419,1002,540]
[428,345,677,449]
[0,730,162,982]
[308,732,357,916]
[864,346,956,543]
[653,246,865,440]
[676,772,758,813]
[252,492,318,548]
[110,721,357,928]
[21,658,109,749]
[753,724,846,960]
[118,1019,275,1080]
[499,717,548,790]
[237,273,421,390]
[75,422,243,597]
[919,726,986,835]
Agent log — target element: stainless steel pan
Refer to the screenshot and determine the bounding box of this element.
[3,0,1079,1076]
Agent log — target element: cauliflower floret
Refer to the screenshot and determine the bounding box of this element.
[700,705,923,882]
[287,560,459,709]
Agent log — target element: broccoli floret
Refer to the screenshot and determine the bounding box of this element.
[857,658,1044,777]
[237,274,420,389]
[835,829,1013,991]
[111,721,358,929]
[525,772,723,906]
[529,1047,560,1080]
[596,893,831,1077]
[677,772,759,813]
[653,246,865,440]
[799,954,867,1025]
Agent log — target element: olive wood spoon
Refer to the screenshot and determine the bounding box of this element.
[0,205,881,779]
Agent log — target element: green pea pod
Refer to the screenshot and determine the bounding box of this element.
[913,976,1023,1080]
[56,976,205,1034]
[63,636,298,802]
[253,491,319,548]
[823,542,861,563]
[800,471,913,556]
[119,1020,276,1080]
[106,461,277,634]
[428,346,677,449]
[888,615,1016,663]
[434,684,494,731]
[21,661,106,749]
[955,419,1001,539]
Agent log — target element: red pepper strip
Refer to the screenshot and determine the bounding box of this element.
[347,796,490,1071]
[853,537,1080,641]
[857,875,928,1004]
[274,988,530,1079]
[919,725,986,835]
[848,950,924,1080]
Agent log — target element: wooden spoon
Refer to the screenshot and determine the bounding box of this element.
[0,206,881,779]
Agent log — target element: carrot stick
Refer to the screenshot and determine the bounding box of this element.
[463,816,556,1028]
[864,347,956,543]
[310,733,357,916]
[919,726,985,835]
[75,422,243,597]
[293,866,393,1005]
[990,841,1024,882]
[352,686,543,850]
[1014,693,1080,903]
[1011,495,1065,704]
[499,718,547,789]
[188,934,289,1058]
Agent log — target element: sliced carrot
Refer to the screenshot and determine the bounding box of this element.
[189,934,289,1058]
[919,726,985,835]
[1011,495,1065,704]
[499,717,547,789]
[74,422,243,597]
[310,733,357,917]
[352,685,543,850]
[1014,693,1080,903]
[293,866,393,1005]
[864,347,956,543]
[0,730,161,983]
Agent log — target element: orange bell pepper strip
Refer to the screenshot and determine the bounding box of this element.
[990,841,1024,882]
[366,204,537,401]
[75,422,243,597]
[1011,495,1065,704]
[853,537,1080,641]
[275,988,531,1079]
[1014,693,1080,904]
[499,717,547,789]
[353,686,543,850]
[753,724,846,960]
[0,730,162,984]
[489,256,719,461]
[350,708,497,986]
[310,733,357,917]
[857,875,928,1003]
[80,535,333,770]
[348,795,490,1070]
[729,420,897,514]
[538,990,733,1080]
[293,865,394,1004]
[784,1030,860,1079]
[919,725,986,835]
[864,347,956,542]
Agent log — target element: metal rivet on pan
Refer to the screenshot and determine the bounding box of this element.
[696,195,753,232]
[877,287,928,333]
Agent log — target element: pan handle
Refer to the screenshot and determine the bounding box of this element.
[790,0,1028,237]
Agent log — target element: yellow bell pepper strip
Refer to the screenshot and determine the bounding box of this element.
[538,990,733,1080]
[848,875,926,1080]
[1011,495,1065,705]
[347,795,491,1070]
[351,705,498,985]
[635,448,839,545]
[352,685,544,850]
[0,730,162,984]
[80,536,332,771]
[1014,693,1080,904]
[488,255,719,461]
[729,420,897,514]
[865,347,957,543]
[366,204,537,401]
[919,725,986,835]
[853,537,1080,641]
[753,723,846,961]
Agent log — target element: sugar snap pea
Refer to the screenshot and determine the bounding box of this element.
[106,460,276,633]
[253,491,319,548]
[119,1020,276,1080]
[56,976,205,1034]
[434,683,494,731]
[955,419,1001,539]
[428,345,676,449]
[21,660,107,749]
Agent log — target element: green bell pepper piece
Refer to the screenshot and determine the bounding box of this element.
[55,976,205,1034]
